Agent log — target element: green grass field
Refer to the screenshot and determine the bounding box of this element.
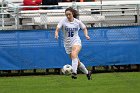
[0,72,140,93]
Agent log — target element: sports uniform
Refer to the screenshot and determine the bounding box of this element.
[57,17,86,54]
[55,8,92,80]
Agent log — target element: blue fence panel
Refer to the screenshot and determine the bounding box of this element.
[80,26,140,66]
[0,26,140,70]
[0,30,70,70]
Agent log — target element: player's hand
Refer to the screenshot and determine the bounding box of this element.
[55,33,59,40]
[86,35,90,40]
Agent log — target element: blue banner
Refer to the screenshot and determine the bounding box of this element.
[0,26,140,70]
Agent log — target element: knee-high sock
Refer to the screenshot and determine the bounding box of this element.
[72,58,78,74]
[79,62,88,74]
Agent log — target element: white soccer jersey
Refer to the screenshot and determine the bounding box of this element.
[57,17,86,54]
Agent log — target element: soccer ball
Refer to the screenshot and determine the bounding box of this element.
[62,64,73,75]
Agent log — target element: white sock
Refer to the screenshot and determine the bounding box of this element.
[79,62,88,74]
[72,58,78,74]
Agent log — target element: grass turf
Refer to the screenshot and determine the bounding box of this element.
[0,72,140,93]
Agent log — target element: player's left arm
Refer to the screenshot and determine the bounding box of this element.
[83,27,90,40]
[79,20,90,40]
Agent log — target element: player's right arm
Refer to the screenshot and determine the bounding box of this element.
[55,27,60,40]
[55,18,65,40]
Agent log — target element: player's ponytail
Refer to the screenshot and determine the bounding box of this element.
[65,7,79,18]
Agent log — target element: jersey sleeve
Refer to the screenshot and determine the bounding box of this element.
[57,18,64,29]
[79,20,86,29]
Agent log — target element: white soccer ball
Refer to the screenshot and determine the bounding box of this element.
[62,64,73,75]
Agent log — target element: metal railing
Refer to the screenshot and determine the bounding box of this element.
[0,2,140,30]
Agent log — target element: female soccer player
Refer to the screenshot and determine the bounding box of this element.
[55,7,92,80]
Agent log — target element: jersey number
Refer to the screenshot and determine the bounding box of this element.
[68,31,74,37]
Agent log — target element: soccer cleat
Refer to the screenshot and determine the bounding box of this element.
[71,73,77,79]
[87,71,92,80]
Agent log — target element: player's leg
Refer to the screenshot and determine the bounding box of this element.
[87,70,92,80]
[78,61,88,74]
[70,45,81,79]
[78,60,92,80]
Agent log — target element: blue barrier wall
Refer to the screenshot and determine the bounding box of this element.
[0,26,140,70]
